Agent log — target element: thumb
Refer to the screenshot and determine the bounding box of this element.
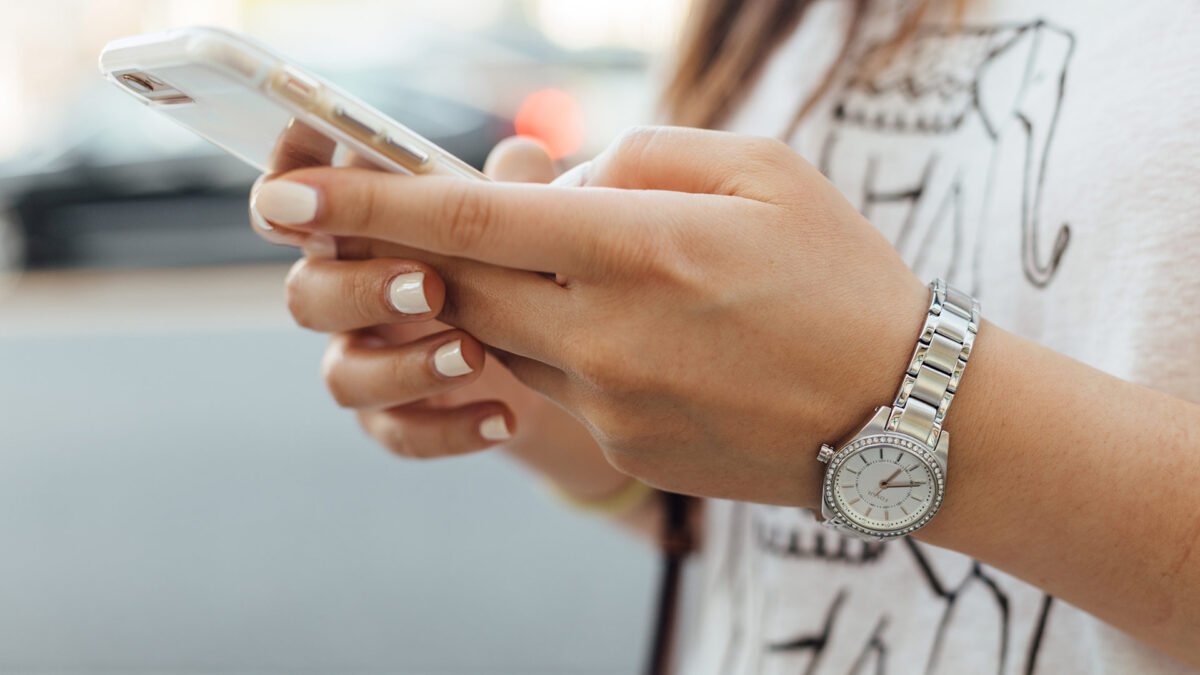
[483,136,557,183]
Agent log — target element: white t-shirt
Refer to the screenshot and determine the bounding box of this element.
[675,1,1200,673]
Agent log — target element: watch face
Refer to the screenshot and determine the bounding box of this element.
[825,434,944,536]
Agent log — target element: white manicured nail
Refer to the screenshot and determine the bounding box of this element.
[250,205,305,247]
[388,272,431,314]
[252,180,319,225]
[249,204,274,231]
[302,234,338,259]
[479,414,511,442]
[433,339,472,377]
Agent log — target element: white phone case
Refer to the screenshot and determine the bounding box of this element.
[99,26,487,181]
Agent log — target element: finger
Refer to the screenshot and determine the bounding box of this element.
[551,160,591,188]
[434,261,574,363]
[288,241,572,361]
[284,257,445,332]
[587,126,801,199]
[486,347,575,407]
[321,329,485,410]
[484,137,557,183]
[268,118,338,174]
[249,173,308,247]
[358,401,515,459]
[251,167,650,276]
[251,119,340,247]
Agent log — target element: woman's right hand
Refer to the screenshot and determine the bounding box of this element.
[254,137,638,501]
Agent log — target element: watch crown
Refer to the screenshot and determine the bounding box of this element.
[817,443,835,463]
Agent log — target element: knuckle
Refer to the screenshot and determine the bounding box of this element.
[320,349,355,408]
[612,125,662,160]
[396,428,441,460]
[737,136,803,196]
[439,183,493,253]
[360,411,432,460]
[602,126,663,182]
[384,425,419,458]
[431,421,459,457]
[743,135,793,164]
[344,176,382,235]
[615,229,674,276]
[283,260,316,329]
[348,266,384,322]
[388,346,426,391]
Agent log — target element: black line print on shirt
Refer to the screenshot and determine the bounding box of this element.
[816,20,1074,292]
[705,22,1074,674]
[749,509,1057,674]
[755,516,887,564]
[767,589,847,675]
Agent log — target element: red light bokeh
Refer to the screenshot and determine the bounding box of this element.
[513,88,584,160]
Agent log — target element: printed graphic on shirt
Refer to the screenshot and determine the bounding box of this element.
[817,20,1074,293]
[720,507,1056,675]
[719,21,1077,675]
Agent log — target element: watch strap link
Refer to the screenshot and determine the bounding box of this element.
[887,279,979,446]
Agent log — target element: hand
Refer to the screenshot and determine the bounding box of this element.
[250,126,929,508]
[251,138,632,501]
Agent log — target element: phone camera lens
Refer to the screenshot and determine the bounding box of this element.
[120,73,155,93]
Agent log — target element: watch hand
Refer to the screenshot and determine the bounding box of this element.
[882,482,927,488]
[870,468,904,496]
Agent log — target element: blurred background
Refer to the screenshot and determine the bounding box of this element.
[0,0,688,672]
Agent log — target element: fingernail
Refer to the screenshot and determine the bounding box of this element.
[433,339,473,377]
[479,414,511,442]
[249,204,274,231]
[252,180,319,225]
[251,205,306,247]
[388,271,431,314]
[302,234,338,259]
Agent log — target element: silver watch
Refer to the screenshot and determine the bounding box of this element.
[816,279,979,540]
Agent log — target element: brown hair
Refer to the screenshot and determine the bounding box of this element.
[660,0,965,137]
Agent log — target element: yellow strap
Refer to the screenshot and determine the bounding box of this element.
[545,476,656,516]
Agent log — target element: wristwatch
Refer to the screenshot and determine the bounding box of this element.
[816,278,979,540]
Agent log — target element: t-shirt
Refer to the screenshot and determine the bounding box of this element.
[673,1,1200,673]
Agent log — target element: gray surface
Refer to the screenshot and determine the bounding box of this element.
[0,329,655,673]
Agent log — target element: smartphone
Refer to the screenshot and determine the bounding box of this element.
[99,26,488,181]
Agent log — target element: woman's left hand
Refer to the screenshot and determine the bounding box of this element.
[251,126,929,507]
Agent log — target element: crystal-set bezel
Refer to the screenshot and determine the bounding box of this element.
[822,433,945,538]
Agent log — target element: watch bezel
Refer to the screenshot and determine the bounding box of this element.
[822,432,946,538]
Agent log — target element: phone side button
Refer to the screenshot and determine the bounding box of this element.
[382,136,432,173]
[275,66,318,106]
[333,105,380,138]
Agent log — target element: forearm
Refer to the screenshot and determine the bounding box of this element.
[915,320,1200,666]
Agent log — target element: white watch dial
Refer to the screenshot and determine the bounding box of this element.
[831,442,937,532]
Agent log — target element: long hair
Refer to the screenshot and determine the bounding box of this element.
[660,0,965,134]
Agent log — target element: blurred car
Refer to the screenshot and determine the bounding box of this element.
[0,14,654,274]
[0,70,512,272]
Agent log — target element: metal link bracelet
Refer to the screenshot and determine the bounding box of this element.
[887,279,980,446]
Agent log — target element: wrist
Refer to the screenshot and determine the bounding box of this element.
[812,278,976,537]
[907,317,1009,546]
